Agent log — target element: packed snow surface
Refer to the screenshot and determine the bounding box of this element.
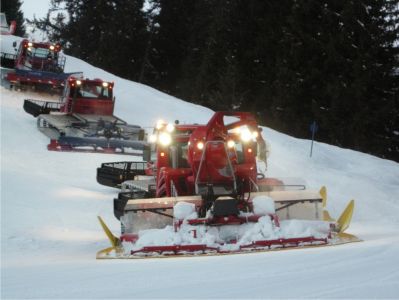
[2,34,399,298]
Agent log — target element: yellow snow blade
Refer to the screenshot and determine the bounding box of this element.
[96,246,117,259]
[336,232,361,243]
[320,186,327,208]
[97,216,120,248]
[336,199,354,233]
[320,186,335,221]
[323,210,335,222]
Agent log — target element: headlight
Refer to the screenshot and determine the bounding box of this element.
[159,132,171,146]
[28,42,33,47]
[231,127,241,134]
[166,123,175,132]
[49,45,55,50]
[240,128,252,142]
[156,120,165,130]
[102,82,109,87]
[197,142,204,150]
[227,140,235,148]
[76,80,82,86]
[252,131,259,139]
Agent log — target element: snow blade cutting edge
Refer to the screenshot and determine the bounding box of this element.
[96,187,361,259]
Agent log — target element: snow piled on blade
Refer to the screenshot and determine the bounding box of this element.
[173,202,197,219]
[279,220,330,239]
[122,200,331,255]
[135,226,177,247]
[252,195,275,214]
[2,33,399,299]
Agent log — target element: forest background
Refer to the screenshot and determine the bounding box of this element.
[2,0,398,161]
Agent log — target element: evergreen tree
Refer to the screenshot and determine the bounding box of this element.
[249,0,398,161]
[177,0,239,109]
[148,0,198,92]
[32,0,149,81]
[1,0,26,36]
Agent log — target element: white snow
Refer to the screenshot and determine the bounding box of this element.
[279,220,331,239]
[173,202,197,220]
[134,226,178,247]
[1,34,399,299]
[252,195,276,214]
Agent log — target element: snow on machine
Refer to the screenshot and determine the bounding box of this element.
[23,76,148,155]
[97,112,360,258]
[1,39,81,93]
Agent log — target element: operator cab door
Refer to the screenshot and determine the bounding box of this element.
[169,142,189,169]
[168,142,191,196]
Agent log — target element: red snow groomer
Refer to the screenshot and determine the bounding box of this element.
[97,112,360,259]
[4,39,81,93]
[23,77,148,155]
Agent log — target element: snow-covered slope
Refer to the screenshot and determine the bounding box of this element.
[1,35,399,299]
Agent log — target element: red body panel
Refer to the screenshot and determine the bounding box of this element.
[59,78,115,115]
[60,98,114,115]
[6,72,64,86]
